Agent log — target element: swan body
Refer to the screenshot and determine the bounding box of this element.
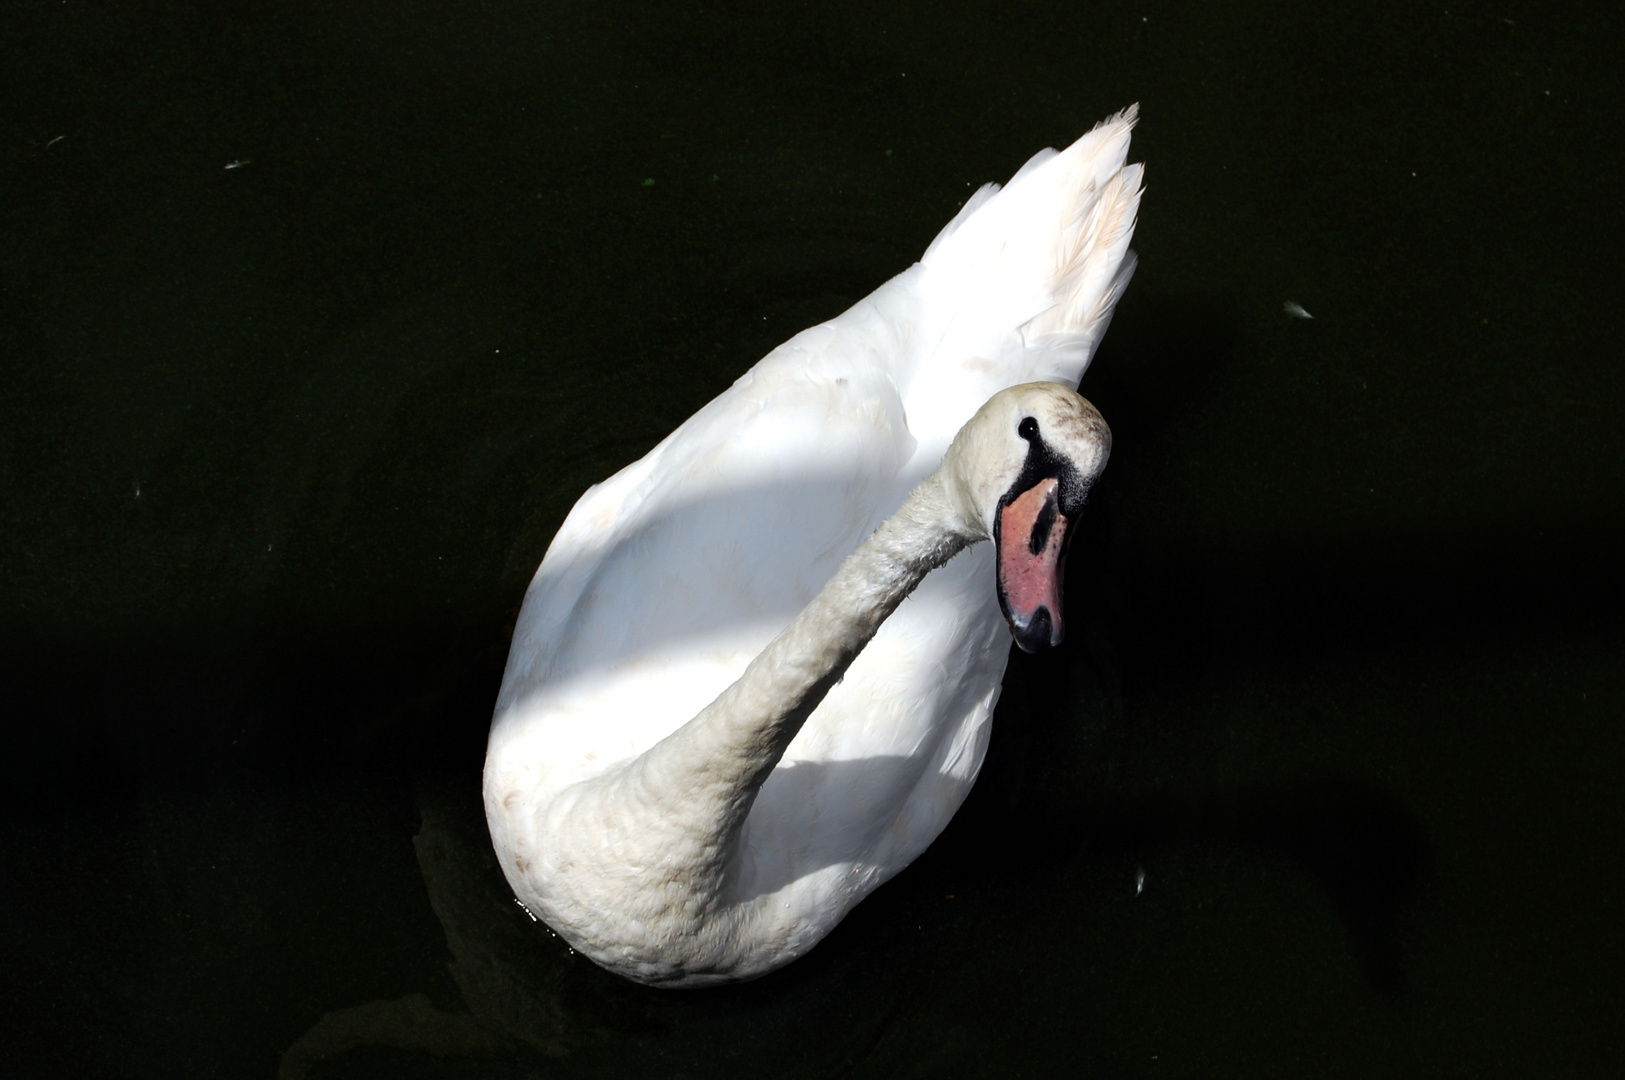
[485,110,1142,986]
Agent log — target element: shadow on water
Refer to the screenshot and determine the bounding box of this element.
[6,269,1616,1072]
[5,492,1617,1074]
[274,698,1431,1076]
[4,264,1617,1073]
[6,264,1618,1071]
[982,639,1433,998]
[1076,778,1430,997]
[277,768,1426,1075]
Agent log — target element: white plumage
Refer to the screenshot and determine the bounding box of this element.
[485,109,1142,986]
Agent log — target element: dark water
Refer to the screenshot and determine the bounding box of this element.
[4,2,1621,1076]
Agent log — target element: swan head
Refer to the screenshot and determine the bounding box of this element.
[943,382,1111,653]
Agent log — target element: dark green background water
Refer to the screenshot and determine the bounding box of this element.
[3,2,1621,1076]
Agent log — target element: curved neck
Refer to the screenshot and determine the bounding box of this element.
[590,470,975,903]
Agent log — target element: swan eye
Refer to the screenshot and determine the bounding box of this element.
[1018,416,1039,440]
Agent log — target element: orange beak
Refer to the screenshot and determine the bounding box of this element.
[995,477,1069,652]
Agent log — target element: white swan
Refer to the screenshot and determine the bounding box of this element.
[485,109,1143,986]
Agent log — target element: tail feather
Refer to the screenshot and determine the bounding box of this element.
[917,106,1143,388]
[1025,251,1137,386]
[1023,160,1144,383]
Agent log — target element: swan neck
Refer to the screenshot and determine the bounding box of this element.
[619,471,972,894]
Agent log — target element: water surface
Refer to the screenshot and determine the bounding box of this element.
[3,2,1621,1076]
